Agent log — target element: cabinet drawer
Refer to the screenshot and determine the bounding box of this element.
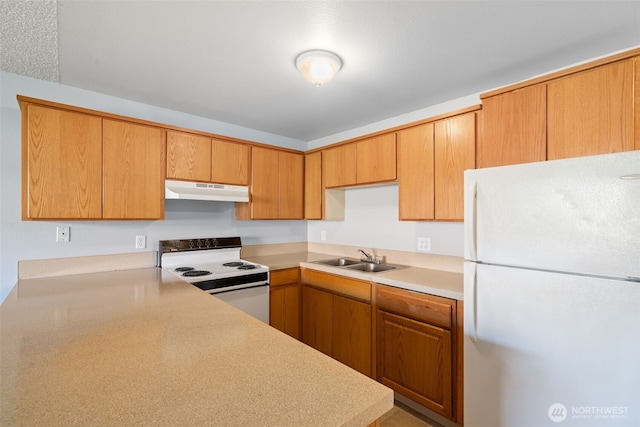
[375,284,455,329]
[301,269,371,303]
[270,268,299,287]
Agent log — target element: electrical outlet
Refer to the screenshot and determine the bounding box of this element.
[56,226,70,243]
[135,235,146,249]
[417,237,431,253]
[321,230,326,241]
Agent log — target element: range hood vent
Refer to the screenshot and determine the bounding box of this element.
[165,180,249,202]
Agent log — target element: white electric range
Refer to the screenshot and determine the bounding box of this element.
[159,237,269,323]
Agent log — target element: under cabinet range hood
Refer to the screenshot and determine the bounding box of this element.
[165,180,249,202]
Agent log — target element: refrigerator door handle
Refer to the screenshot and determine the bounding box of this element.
[464,262,479,343]
[471,265,478,342]
[464,181,478,261]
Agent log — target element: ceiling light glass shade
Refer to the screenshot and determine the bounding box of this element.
[295,50,342,87]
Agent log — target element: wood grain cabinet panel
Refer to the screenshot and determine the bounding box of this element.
[377,310,452,418]
[479,84,547,168]
[375,284,460,422]
[332,294,372,377]
[278,151,304,219]
[166,130,211,182]
[302,285,333,356]
[301,269,372,377]
[270,268,301,340]
[103,119,165,219]
[304,152,322,219]
[211,138,250,185]
[322,144,357,188]
[356,133,397,184]
[397,123,435,221]
[248,146,280,219]
[547,59,635,160]
[434,112,476,221]
[238,147,303,220]
[22,104,103,220]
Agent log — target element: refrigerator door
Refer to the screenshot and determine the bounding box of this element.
[464,262,640,427]
[464,151,640,280]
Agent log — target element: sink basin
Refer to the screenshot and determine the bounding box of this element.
[314,257,361,267]
[346,263,397,272]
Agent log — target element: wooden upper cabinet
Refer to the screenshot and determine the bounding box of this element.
[166,132,250,186]
[240,146,303,220]
[397,123,435,221]
[635,56,640,150]
[248,146,280,219]
[547,59,635,160]
[434,113,476,221]
[23,104,103,220]
[304,152,322,219]
[479,84,547,168]
[322,144,356,188]
[278,151,304,219]
[211,138,250,185]
[166,130,211,182]
[356,133,397,184]
[103,119,165,220]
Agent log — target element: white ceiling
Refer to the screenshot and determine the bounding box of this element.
[2,1,639,143]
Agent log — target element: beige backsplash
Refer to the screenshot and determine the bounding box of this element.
[19,241,463,280]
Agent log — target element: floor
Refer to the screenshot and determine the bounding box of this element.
[379,402,444,427]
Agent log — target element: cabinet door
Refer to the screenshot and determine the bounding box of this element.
[377,310,453,418]
[304,152,322,219]
[356,132,397,184]
[479,84,547,168]
[103,119,165,219]
[166,130,211,182]
[434,113,476,221]
[23,104,102,219]
[356,133,397,184]
[302,286,333,356]
[322,144,356,188]
[249,146,279,219]
[397,123,435,221]
[278,151,304,219]
[332,294,372,377]
[211,138,249,185]
[548,59,635,160]
[270,284,301,339]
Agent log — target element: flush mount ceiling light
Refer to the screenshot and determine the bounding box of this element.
[295,50,342,87]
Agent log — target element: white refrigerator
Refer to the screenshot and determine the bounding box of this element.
[463,151,640,426]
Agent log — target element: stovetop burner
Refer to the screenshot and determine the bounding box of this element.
[182,270,212,277]
[223,262,245,267]
[175,266,195,272]
[238,264,257,270]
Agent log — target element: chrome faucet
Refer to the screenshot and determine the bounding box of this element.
[359,249,374,263]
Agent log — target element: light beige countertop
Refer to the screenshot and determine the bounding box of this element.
[0,268,393,426]
[246,252,464,301]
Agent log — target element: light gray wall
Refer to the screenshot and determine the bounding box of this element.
[0,72,308,303]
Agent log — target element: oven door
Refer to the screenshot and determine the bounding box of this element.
[212,283,270,324]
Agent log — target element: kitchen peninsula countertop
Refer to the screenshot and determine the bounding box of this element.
[245,252,464,301]
[0,268,393,426]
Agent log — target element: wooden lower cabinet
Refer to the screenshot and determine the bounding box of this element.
[269,268,301,340]
[301,269,372,377]
[375,284,461,423]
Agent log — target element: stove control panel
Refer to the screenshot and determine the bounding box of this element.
[159,237,242,253]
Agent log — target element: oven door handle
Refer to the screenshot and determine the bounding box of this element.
[206,281,269,295]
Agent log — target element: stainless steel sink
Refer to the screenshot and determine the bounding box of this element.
[313,257,361,267]
[346,263,397,272]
